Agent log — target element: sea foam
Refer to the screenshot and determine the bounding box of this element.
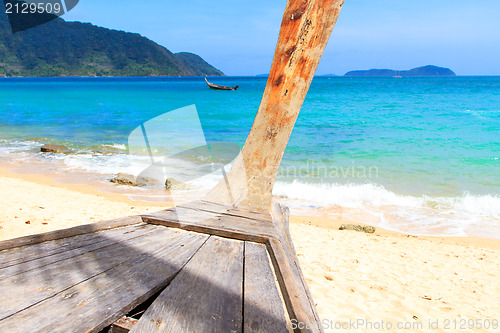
[273,180,500,238]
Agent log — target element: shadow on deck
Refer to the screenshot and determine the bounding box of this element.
[0,201,322,333]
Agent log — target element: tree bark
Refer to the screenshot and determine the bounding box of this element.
[206,0,345,211]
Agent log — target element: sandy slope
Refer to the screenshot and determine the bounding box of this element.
[0,170,498,332]
[290,222,499,332]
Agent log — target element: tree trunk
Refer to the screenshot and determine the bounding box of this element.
[206,0,345,211]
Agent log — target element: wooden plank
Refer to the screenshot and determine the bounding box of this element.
[145,202,323,332]
[130,236,244,333]
[224,208,271,222]
[144,205,221,225]
[267,239,320,333]
[143,205,277,243]
[143,213,274,244]
[147,201,271,226]
[201,214,276,239]
[0,230,209,333]
[112,316,138,332]
[178,200,233,213]
[244,242,289,332]
[0,223,150,270]
[267,202,323,333]
[146,203,272,227]
[0,224,157,280]
[0,215,143,251]
[0,226,182,320]
[181,200,272,221]
[273,203,318,311]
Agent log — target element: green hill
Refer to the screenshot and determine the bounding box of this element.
[0,11,224,77]
[345,65,456,77]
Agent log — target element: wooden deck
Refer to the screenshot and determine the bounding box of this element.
[0,201,322,332]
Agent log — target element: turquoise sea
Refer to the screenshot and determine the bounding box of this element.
[0,76,499,238]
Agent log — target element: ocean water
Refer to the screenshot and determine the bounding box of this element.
[0,76,499,238]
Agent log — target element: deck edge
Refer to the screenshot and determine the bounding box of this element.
[0,215,143,251]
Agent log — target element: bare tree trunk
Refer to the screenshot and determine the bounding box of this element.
[206,0,345,211]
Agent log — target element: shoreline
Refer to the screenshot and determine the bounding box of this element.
[0,164,170,208]
[1,165,499,250]
[0,165,168,241]
[1,138,499,240]
[291,215,500,250]
[1,165,499,331]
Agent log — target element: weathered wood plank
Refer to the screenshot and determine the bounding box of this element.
[0,230,209,333]
[0,223,149,269]
[146,203,272,229]
[143,205,277,243]
[111,316,138,333]
[267,239,321,333]
[144,205,270,229]
[177,200,233,213]
[223,207,271,222]
[0,215,143,251]
[244,242,289,332]
[267,202,323,333]
[130,236,244,333]
[143,205,221,225]
[180,200,271,221]
[143,213,274,244]
[201,214,276,239]
[0,224,157,280]
[0,226,180,320]
[273,203,318,315]
[144,202,323,332]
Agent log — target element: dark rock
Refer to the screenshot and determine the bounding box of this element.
[339,224,376,233]
[110,173,136,186]
[40,144,71,154]
[165,178,190,191]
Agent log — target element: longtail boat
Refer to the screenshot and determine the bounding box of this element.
[205,77,238,90]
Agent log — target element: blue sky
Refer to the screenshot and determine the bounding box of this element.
[63,0,500,76]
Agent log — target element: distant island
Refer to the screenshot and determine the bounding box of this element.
[344,65,456,77]
[0,12,223,77]
[255,66,456,78]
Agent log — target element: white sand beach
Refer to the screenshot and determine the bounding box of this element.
[0,168,498,332]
